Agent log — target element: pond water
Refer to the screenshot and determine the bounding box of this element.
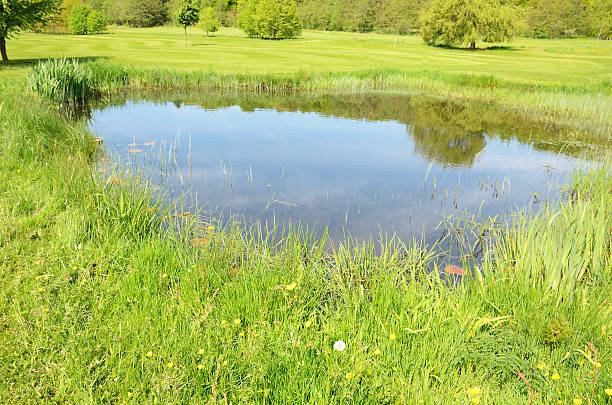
[89,91,596,244]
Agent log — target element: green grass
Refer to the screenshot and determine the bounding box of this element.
[0,27,611,404]
[7,26,611,137]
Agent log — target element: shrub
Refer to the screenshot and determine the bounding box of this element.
[27,58,94,103]
[199,7,220,36]
[87,10,108,34]
[69,4,91,35]
[238,0,301,39]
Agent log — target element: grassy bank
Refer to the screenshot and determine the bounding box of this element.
[3,26,612,138]
[1,73,611,404]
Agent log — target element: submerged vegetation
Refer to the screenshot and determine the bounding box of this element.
[2,55,611,402]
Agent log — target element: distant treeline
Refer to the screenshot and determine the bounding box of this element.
[47,0,612,39]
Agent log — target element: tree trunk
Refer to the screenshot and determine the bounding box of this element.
[597,21,605,41]
[0,36,8,62]
[184,27,187,47]
[470,41,476,50]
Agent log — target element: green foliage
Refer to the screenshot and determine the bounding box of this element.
[543,315,574,346]
[528,0,590,38]
[87,9,107,33]
[176,0,200,28]
[238,0,301,39]
[27,58,94,103]
[68,3,90,34]
[0,0,61,61]
[198,6,220,35]
[420,0,520,48]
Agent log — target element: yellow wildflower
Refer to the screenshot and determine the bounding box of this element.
[72,266,77,271]
[197,364,205,370]
[161,273,168,279]
[470,397,480,404]
[557,401,561,405]
[222,360,228,366]
[373,348,381,356]
[573,398,582,405]
[198,348,205,355]
[43,308,49,313]
[37,287,44,292]
[146,351,153,357]
[304,320,312,328]
[35,276,40,280]
[127,392,133,398]
[167,362,174,368]
[389,333,396,341]
[233,319,241,326]
[239,331,245,337]
[537,363,545,370]
[345,372,353,380]
[221,320,227,325]
[551,372,560,381]
[285,282,297,291]
[467,387,481,396]
[605,388,612,396]
[595,362,601,368]
[34,260,40,265]
[208,225,215,231]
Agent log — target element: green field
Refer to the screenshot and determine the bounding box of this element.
[0,27,611,404]
[4,26,612,83]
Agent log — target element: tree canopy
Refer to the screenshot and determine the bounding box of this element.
[0,0,61,61]
[420,0,520,49]
[238,0,301,39]
[199,6,220,35]
[176,0,200,46]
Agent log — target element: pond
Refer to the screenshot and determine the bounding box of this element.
[89,91,597,245]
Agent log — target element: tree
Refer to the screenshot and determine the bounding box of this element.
[0,0,61,62]
[87,9,107,32]
[176,0,199,46]
[420,0,520,49]
[238,0,301,39]
[69,3,90,34]
[199,6,219,35]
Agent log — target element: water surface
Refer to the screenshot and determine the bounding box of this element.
[90,91,595,244]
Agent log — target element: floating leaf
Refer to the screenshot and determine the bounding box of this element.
[143,142,156,146]
[445,265,464,275]
[190,238,208,246]
[128,149,143,153]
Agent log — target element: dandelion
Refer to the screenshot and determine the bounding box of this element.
[146,351,153,357]
[233,319,241,326]
[333,340,346,352]
[373,348,381,356]
[222,360,228,366]
[345,372,353,380]
[72,266,77,270]
[537,363,545,370]
[221,320,227,325]
[34,260,40,265]
[285,282,297,291]
[573,398,582,405]
[198,348,205,355]
[197,364,205,370]
[304,320,312,328]
[208,225,215,231]
[389,333,397,341]
[605,388,612,396]
[43,308,49,313]
[470,398,480,404]
[161,273,168,279]
[37,287,44,292]
[239,331,245,337]
[467,387,481,396]
[595,362,601,368]
[167,362,174,368]
[127,392,133,398]
[35,276,40,280]
[551,372,560,381]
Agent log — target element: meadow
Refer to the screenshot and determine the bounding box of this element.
[0,27,611,404]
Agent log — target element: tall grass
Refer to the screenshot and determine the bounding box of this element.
[27,60,612,139]
[3,72,611,403]
[27,58,94,103]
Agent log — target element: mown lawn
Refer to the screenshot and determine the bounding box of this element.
[3,26,612,85]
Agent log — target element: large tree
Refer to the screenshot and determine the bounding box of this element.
[0,0,61,61]
[238,0,301,39]
[420,0,520,49]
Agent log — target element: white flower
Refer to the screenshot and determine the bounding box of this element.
[333,340,346,351]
